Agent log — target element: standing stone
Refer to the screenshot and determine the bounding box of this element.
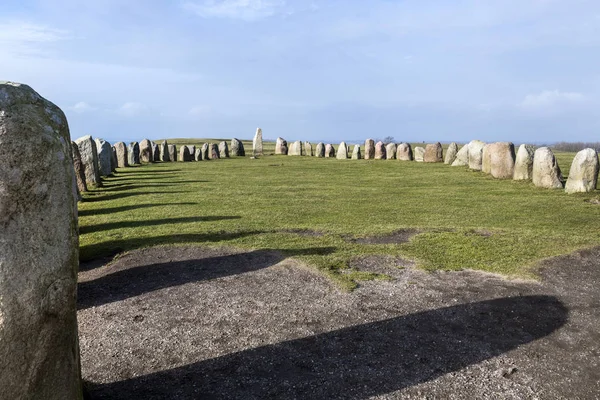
[424,143,443,163]
[75,135,102,187]
[364,139,375,160]
[532,147,563,189]
[110,146,118,172]
[351,145,362,159]
[487,142,515,179]
[565,149,599,194]
[139,139,153,163]
[209,143,220,159]
[0,81,82,399]
[397,143,413,161]
[337,142,349,159]
[168,144,177,162]
[325,144,335,158]
[414,146,425,162]
[187,145,196,160]
[468,140,486,170]
[71,141,87,195]
[253,127,263,157]
[304,141,313,156]
[218,141,229,158]
[315,142,325,158]
[451,145,469,167]
[374,141,386,160]
[152,142,160,162]
[482,144,493,174]
[94,138,113,177]
[179,145,191,162]
[289,141,303,156]
[194,148,202,161]
[513,144,535,180]
[386,143,397,160]
[160,140,170,162]
[114,142,129,168]
[444,142,459,165]
[230,138,245,156]
[128,142,140,165]
[275,137,288,155]
[201,143,209,160]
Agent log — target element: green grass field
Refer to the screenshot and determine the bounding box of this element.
[79,140,600,290]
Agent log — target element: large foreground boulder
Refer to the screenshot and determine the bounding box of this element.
[374,141,386,160]
[487,142,515,179]
[230,138,245,156]
[565,149,599,194]
[513,144,534,180]
[75,135,102,187]
[325,144,335,158]
[451,145,469,167]
[219,141,229,158]
[128,142,140,165]
[304,141,313,156]
[139,139,153,163]
[386,143,397,160]
[114,142,128,168]
[168,144,177,162]
[315,142,325,158]
[94,138,113,176]
[424,142,443,163]
[253,127,263,156]
[468,140,486,170]
[364,139,375,159]
[414,146,425,162]
[160,141,170,162]
[337,142,348,159]
[71,141,87,195]
[532,147,563,189]
[397,143,413,161]
[275,137,288,155]
[444,142,458,164]
[352,145,361,159]
[0,81,82,399]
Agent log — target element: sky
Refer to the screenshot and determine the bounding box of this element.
[1,0,599,144]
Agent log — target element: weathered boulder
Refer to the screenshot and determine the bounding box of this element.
[114,142,128,167]
[128,141,140,165]
[304,141,313,156]
[396,143,413,161]
[513,144,535,180]
[111,146,118,172]
[424,142,443,163]
[482,144,492,174]
[201,143,209,160]
[160,140,170,162]
[187,145,196,159]
[152,142,160,162]
[0,81,82,399]
[275,137,288,155]
[218,141,229,158]
[209,143,220,159]
[375,141,386,160]
[468,140,486,170]
[352,145,362,159]
[364,139,375,159]
[444,142,458,165]
[532,147,563,189]
[139,139,153,163]
[414,146,425,162]
[337,142,349,159]
[230,138,245,156]
[253,127,263,156]
[168,144,177,162]
[451,145,469,166]
[179,145,191,162]
[565,148,599,194]
[72,141,87,195]
[325,144,335,158]
[75,135,102,187]
[315,142,325,158]
[289,141,303,156]
[94,138,113,176]
[194,148,202,161]
[386,143,397,160]
[487,142,515,179]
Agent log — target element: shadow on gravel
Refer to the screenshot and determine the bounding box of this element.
[78,203,199,217]
[78,247,336,310]
[89,295,567,399]
[79,216,241,234]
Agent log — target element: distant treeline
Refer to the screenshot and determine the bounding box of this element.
[551,142,600,152]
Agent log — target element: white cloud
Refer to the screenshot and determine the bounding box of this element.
[0,21,70,56]
[118,102,148,116]
[68,101,96,113]
[519,90,585,108]
[182,0,285,21]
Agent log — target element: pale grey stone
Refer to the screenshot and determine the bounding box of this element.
[444,142,458,164]
[364,139,375,159]
[375,141,386,160]
[337,141,349,159]
[451,145,469,167]
[397,143,413,161]
[139,138,153,163]
[468,140,486,170]
[75,135,102,187]
[71,141,87,195]
[168,144,177,162]
[386,143,397,160]
[218,141,229,158]
[325,143,335,158]
[289,141,303,156]
[487,142,515,179]
[128,142,140,165]
[532,147,563,189]
[209,143,220,159]
[179,145,191,162]
[114,142,128,168]
[230,138,245,156]
[513,144,535,180]
[304,141,313,156]
[275,137,288,155]
[253,127,263,156]
[194,148,202,161]
[315,142,325,158]
[352,144,362,159]
[414,146,425,162]
[160,140,170,162]
[424,142,443,163]
[94,138,113,176]
[565,148,599,194]
[201,143,209,160]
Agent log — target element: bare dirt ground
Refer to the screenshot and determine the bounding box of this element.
[79,246,600,399]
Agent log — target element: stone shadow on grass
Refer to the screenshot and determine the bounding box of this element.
[115,168,182,174]
[78,247,336,310]
[82,191,191,202]
[78,203,199,217]
[89,295,567,399]
[79,216,241,234]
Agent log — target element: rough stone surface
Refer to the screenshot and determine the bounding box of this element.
[386,143,397,160]
[253,128,263,157]
[179,146,191,162]
[72,141,88,194]
[209,144,220,160]
[111,147,118,172]
[168,145,177,162]
[75,135,102,187]
[218,141,229,158]
[275,137,288,155]
[375,141,386,160]
[128,142,140,166]
[201,143,209,160]
[565,149,599,194]
[364,139,375,160]
[337,142,348,159]
[94,138,113,177]
[160,141,170,162]
[0,81,82,400]
[513,144,534,181]
[194,148,202,161]
[187,146,196,160]
[414,146,425,162]
[315,142,325,158]
[304,142,312,157]
[289,141,303,156]
[396,143,413,161]
[532,147,563,189]
[351,145,361,160]
[451,145,469,167]
[152,142,160,162]
[230,138,245,156]
[325,144,335,158]
[424,142,443,163]
[114,142,128,168]
[444,142,458,165]
[468,140,486,170]
[139,139,153,163]
[487,142,515,179]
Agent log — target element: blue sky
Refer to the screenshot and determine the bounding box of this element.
[1,0,599,144]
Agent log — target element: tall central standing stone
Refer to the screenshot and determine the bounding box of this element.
[139,139,153,163]
[364,139,375,159]
[114,142,128,168]
[253,128,263,157]
[75,135,102,187]
[337,141,348,159]
[160,140,170,162]
[0,82,82,399]
[94,138,113,177]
